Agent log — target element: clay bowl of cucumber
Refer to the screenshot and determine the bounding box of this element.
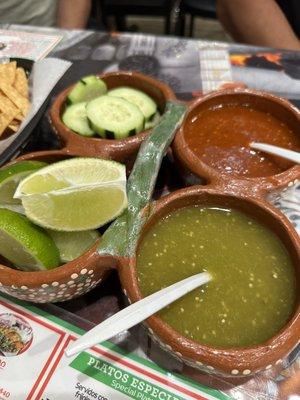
[49,71,175,165]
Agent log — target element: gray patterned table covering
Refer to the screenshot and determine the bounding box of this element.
[2,24,299,232]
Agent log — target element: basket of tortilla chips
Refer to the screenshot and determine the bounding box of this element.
[0,61,30,138]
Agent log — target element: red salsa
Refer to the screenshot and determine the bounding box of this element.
[184,104,300,177]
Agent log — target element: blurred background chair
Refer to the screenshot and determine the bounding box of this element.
[90,0,226,42]
[98,0,180,34]
[179,0,217,36]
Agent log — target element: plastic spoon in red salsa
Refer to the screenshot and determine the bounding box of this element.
[251,142,300,164]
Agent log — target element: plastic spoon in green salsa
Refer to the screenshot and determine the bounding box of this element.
[65,272,211,357]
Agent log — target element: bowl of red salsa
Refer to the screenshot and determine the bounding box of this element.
[173,89,300,192]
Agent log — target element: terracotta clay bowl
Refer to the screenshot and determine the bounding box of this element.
[1,150,299,377]
[49,71,176,164]
[173,89,300,192]
[118,184,300,377]
[0,149,117,303]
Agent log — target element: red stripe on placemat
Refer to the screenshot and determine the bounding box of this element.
[0,299,66,399]
[91,344,210,400]
[35,335,74,400]
[26,333,65,400]
[0,299,64,335]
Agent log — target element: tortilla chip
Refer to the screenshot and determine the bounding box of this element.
[14,68,29,98]
[0,94,19,119]
[14,113,24,121]
[0,112,15,136]
[0,63,30,137]
[0,80,30,117]
[8,120,20,132]
[0,62,17,86]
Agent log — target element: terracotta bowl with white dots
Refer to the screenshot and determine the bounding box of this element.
[0,150,116,303]
[49,71,175,166]
[172,89,300,190]
[1,150,299,377]
[118,184,300,377]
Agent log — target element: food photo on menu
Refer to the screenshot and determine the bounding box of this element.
[0,1,299,399]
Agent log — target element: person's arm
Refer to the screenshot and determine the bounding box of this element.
[56,0,91,29]
[217,0,300,51]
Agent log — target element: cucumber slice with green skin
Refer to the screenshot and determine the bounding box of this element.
[67,75,107,104]
[86,95,144,139]
[62,102,95,137]
[108,87,157,121]
[144,111,161,130]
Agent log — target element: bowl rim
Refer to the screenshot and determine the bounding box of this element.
[49,70,176,156]
[172,88,300,192]
[0,239,101,286]
[119,185,300,375]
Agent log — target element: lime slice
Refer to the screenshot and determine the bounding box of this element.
[15,158,127,231]
[0,161,47,211]
[48,230,100,262]
[0,208,60,271]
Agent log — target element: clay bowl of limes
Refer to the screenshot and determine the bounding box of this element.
[0,149,129,302]
[49,71,175,165]
[0,71,174,302]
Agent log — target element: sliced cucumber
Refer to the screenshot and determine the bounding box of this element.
[108,87,157,121]
[145,111,161,130]
[67,75,107,104]
[62,102,95,137]
[86,95,144,139]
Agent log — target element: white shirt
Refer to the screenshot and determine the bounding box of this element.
[0,0,58,27]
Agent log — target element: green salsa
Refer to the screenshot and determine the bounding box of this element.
[137,206,296,348]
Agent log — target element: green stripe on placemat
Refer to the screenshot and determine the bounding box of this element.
[0,292,85,336]
[71,352,188,400]
[100,341,230,400]
[70,351,229,400]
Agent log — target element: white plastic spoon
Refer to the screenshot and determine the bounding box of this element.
[250,142,300,164]
[65,272,211,357]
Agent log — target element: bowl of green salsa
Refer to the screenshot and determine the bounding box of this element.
[119,185,300,377]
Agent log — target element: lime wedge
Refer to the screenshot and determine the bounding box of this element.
[0,161,47,211]
[15,158,127,231]
[0,208,60,271]
[48,230,99,262]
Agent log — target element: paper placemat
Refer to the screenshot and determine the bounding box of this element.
[0,29,62,61]
[0,294,229,400]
